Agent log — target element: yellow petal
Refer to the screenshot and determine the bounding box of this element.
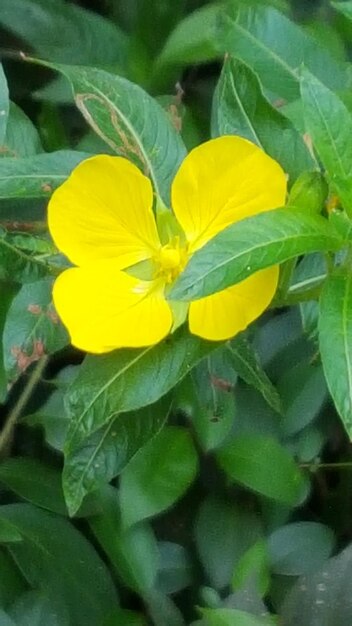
[53,261,172,353]
[189,266,279,341]
[172,136,287,253]
[48,155,161,268]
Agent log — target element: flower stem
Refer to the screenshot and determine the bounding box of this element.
[0,355,49,457]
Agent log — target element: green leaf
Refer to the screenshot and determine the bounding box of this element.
[0,232,53,283]
[201,608,276,626]
[227,335,282,414]
[0,103,42,158]
[0,547,26,609]
[0,611,16,626]
[119,426,198,528]
[157,4,220,68]
[290,253,327,339]
[0,64,9,144]
[35,62,187,205]
[212,57,313,183]
[288,424,325,464]
[319,270,352,438]
[9,590,69,626]
[63,398,171,516]
[0,282,17,401]
[0,504,118,626]
[0,458,67,515]
[156,542,192,595]
[278,362,328,436]
[171,209,342,301]
[33,75,73,105]
[0,0,128,67]
[0,518,23,543]
[132,0,187,58]
[144,589,186,626]
[89,487,159,594]
[195,496,263,590]
[218,1,347,102]
[0,150,89,199]
[232,540,270,598]
[268,521,335,576]
[217,435,306,505]
[23,365,78,451]
[332,1,352,23]
[300,69,352,216]
[3,278,68,384]
[177,348,237,452]
[65,326,216,451]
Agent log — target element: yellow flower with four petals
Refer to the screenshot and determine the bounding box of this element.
[48,136,286,353]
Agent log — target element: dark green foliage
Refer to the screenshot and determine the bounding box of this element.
[0,1,352,624]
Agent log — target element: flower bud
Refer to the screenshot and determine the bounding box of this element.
[288,171,328,215]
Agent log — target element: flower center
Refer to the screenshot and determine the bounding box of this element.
[155,237,188,284]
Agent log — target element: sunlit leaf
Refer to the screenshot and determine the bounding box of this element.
[171,210,342,301]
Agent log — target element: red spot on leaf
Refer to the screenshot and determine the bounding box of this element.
[11,340,46,373]
[210,376,234,392]
[27,304,42,315]
[41,182,53,193]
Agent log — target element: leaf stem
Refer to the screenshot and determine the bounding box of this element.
[301,461,352,471]
[0,355,49,456]
[277,258,297,300]
[271,284,322,308]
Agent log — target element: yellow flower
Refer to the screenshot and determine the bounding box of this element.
[48,136,286,353]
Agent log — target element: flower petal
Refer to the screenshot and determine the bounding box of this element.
[172,136,287,253]
[188,266,279,341]
[48,155,161,268]
[53,261,172,353]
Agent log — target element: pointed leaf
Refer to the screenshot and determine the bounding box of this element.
[119,426,198,528]
[218,1,347,101]
[157,4,220,67]
[65,327,215,451]
[319,270,352,438]
[0,504,118,626]
[171,209,342,301]
[63,398,171,516]
[227,335,281,414]
[0,64,9,144]
[0,458,67,515]
[0,150,89,199]
[0,102,42,158]
[0,0,128,67]
[32,62,187,205]
[0,232,53,283]
[212,57,313,183]
[301,69,352,216]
